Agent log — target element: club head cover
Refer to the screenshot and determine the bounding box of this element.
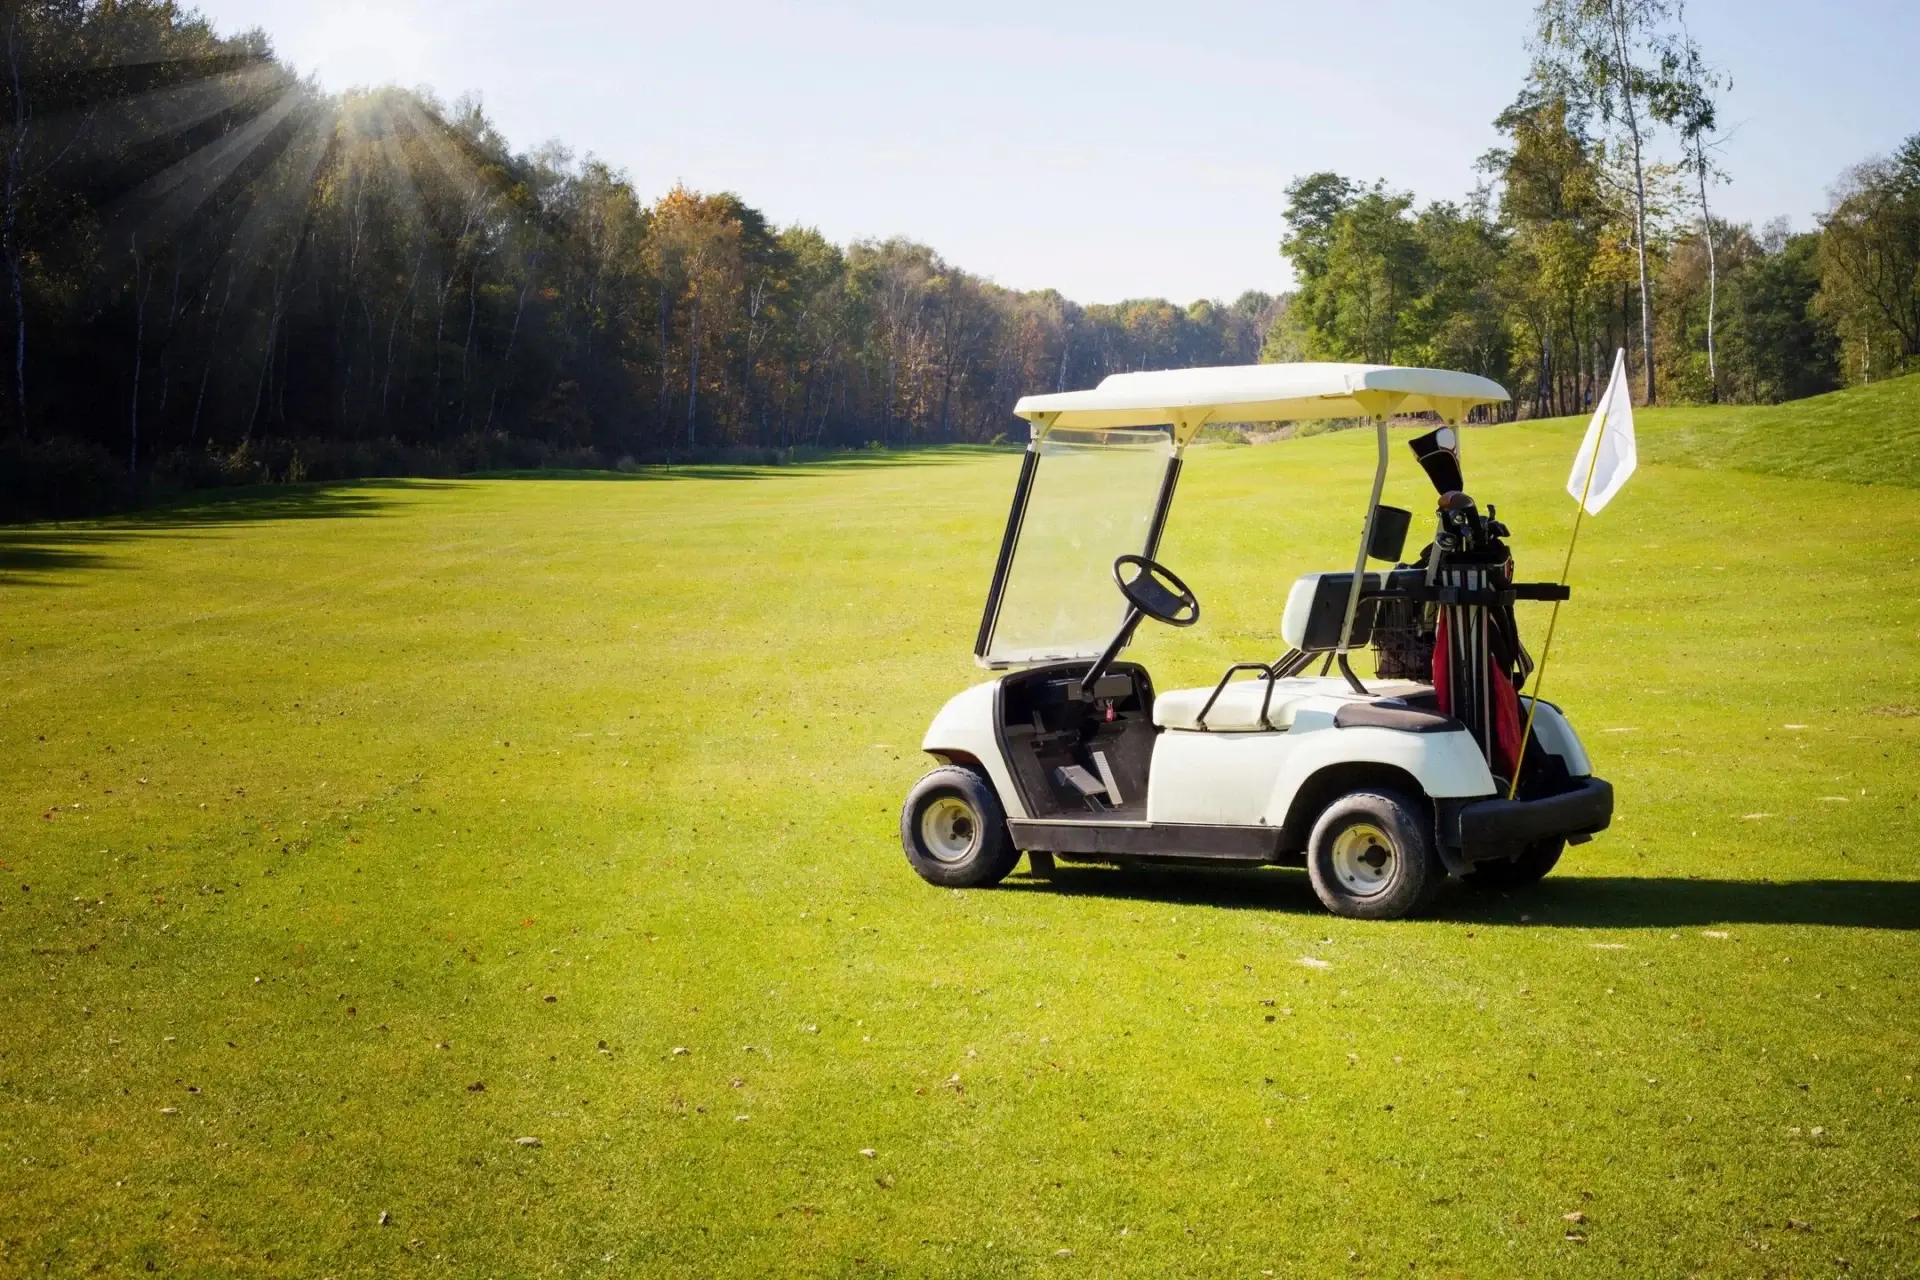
[1408,426,1464,494]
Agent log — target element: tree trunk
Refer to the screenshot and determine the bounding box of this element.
[686,289,701,450]
[128,237,150,471]
[656,276,670,439]
[191,267,233,452]
[459,268,478,432]
[431,264,454,432]
[1612,1,1656,405]
[884,349,897,446]
[155,254,181,424]
[485,244,539,433]
[384,247,425,419]
[4,15,28,432]
[1696,146,1719,400]
[246,271,285,444]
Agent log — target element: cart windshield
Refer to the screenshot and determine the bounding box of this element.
[978,426,1173,667]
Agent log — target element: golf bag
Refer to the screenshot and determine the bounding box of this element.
[1397,429,1535,782]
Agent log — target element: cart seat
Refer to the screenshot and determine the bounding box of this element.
[1153,678,1432,732]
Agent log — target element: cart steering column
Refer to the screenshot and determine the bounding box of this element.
[1079,554,1200,699]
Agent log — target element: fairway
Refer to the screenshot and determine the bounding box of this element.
[4,414,1920,1276]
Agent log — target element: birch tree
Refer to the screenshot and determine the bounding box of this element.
[1652,29,1727,398]
[1533,0,1680,404]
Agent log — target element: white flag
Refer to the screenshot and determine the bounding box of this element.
[1567,347,1637,515]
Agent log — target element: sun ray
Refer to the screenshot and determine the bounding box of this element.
[392,95,490,201]
[40,62,287,173]
[110,87,303,250]
[226,99,340,278]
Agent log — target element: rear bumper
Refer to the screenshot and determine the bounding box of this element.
[1444,776,1613,863]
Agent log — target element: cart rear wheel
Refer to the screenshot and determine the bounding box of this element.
[900,766,1020,888]
[1306,789,1441,920]
[1460,837,1565,892]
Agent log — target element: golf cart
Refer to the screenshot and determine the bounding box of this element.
[899,362,1614,919]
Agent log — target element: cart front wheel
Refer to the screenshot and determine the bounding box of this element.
[1306,789,1441,920]
[900,766,1020,888]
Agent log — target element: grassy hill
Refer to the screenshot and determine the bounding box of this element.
[1,418,1917,1275]
[1570,370,1920,489]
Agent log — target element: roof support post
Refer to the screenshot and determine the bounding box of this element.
[1334,392,1407,695]
[1169,407,1210,452]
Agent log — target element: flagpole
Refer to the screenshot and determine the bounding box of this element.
[1506,395,1610,801]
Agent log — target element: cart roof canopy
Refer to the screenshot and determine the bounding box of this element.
[1013,362,1509,440]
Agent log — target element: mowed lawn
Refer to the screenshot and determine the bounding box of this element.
[3,405,1920,1277]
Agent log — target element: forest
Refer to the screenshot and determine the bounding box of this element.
[2,1,1917,518]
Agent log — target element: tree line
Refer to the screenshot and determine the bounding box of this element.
[1274,0,1920,419]
[0,3,1278,518]
[2,1,1917,520]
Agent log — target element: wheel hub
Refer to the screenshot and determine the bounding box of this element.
[1330,822,1397,896]
[920,796,980,863]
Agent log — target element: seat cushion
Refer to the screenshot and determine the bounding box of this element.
[1153,680,1314,732]
[1154,677,1434,732]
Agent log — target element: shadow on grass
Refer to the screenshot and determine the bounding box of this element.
[1004,865,1920,930]
[467,445,1009,483]
[1,449,1010,582]
[0,480,429,585]
[0,536,116,584]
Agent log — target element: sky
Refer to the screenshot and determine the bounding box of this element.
[191,0,1920,306]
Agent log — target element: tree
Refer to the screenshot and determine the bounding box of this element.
[1533,0,1681,404]
[1280,172,1358,281]
[1487,89,1611,416]
[1818,135,1920,379]
[1413,196,1512,389]
[1282,179,1428,364]
[648,185,744,449]
[1651,26,1727,397]
[1725,223,1836,402]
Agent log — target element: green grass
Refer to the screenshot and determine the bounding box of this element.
[1629,370,1920,489]
[3,410,1919,1277]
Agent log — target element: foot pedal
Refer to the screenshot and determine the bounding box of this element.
[1054,764,1109,802]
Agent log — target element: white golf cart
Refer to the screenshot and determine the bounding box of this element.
[899,363,1613,919]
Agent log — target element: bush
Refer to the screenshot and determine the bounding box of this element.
[0,436,139,522]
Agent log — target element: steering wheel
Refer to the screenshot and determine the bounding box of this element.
[1113,554,1200,628]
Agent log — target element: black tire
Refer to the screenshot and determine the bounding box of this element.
[900,766,1020,889]
[1305,789,1442,920]
[1459,837,1565,893]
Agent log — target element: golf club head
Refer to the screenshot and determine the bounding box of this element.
[1408,425,1464,495]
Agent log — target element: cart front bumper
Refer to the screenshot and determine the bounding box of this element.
[1445,776,1613,864]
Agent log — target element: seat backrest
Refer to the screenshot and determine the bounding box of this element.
[1280,572,1384,652]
